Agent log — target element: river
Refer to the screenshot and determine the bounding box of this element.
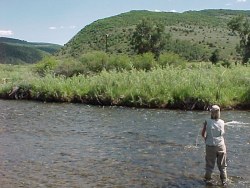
[0,100,249,188]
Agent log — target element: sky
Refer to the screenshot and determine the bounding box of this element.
[0,0,250,45]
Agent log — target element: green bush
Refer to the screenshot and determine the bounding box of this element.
[54,58,86,77]
[132,53,157,71]
[158,52,186,68]
[79,51,108,73]
[106,54,132,71]
[220,60,232,68]
[34,56,58,76]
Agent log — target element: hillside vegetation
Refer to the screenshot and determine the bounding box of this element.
[0,37,61,64]
[58,9,250,61]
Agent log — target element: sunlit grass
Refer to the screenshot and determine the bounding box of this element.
[0,63,249,109]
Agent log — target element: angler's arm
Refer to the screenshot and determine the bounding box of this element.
[201,121,207,139]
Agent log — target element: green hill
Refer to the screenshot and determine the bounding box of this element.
[58,9,250,61]
[0,37,62,64]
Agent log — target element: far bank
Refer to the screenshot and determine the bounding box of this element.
[0,64,249,110]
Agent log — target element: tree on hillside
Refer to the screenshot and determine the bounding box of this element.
[209,49,221,64]
[228,15,250,64]
[130,19,168,59]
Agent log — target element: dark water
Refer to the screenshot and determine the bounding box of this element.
[0,100,249,188]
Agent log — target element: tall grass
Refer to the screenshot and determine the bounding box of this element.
[0,64,36,94]
[1,63,248,109]
[87,65,249,108]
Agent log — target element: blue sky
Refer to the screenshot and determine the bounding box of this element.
[0,0,250,45]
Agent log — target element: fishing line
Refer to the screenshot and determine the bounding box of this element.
[195,126,201,147]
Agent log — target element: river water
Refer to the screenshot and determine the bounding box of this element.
[0,100,249,188]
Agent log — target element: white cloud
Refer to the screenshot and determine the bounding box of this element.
[49,26,57,30]
[154,9,162,12]
[225,3,232,6]
[49,25,76,30]
[170,9,177,13]
[69,25,76,29]
[0,30,13,36]
[236,0,247,2]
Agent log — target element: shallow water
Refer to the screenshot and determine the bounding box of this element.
[0,100,249,187]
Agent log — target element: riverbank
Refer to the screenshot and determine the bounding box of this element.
[0,64,249,110]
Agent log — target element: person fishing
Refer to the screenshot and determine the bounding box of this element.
[201,105,228,186]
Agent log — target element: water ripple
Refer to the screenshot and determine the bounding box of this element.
[0,100,249,187]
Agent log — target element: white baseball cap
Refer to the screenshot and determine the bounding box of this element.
[211,105,220,111]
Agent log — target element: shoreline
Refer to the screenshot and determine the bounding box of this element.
[0,64,249,111]
[1,86,249,111]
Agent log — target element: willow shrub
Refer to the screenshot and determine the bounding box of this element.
[34,56,59,76]
[39,52,186,77]
[106,54,132,71]
[79,51,109,73]
[158,52,186,68]
[131,53,157,71]
[54,58,86,77]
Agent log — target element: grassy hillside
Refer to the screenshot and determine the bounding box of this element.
[0,37,62,64]
[58,9,250,61]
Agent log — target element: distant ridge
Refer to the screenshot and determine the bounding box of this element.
[58,9,250,61]
[0,37,62,64]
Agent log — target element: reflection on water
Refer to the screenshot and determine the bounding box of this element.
[0,100,249,187]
